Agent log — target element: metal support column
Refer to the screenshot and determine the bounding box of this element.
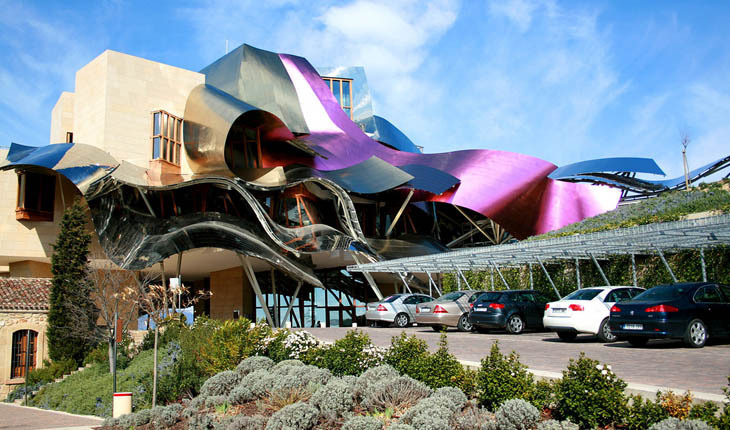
[425,271,442,297]
[282,281,302,326]
[385,189,414,237]
[137,187,156,217]
[453,204,493,242]
[237,254,274,327]
[490,268,494,289]
[398,273,412,293]
[589,253,611,286]
[575,258,581,289]
[656,248,678,283]
[630,254,637,287]
[457,268,472,290]
[529,263,534,290]
[352,255,383,300]
[700,248,707,282]
[536,257,561,299]
[490,261,510,289]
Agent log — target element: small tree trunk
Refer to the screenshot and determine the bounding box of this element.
[152,325,159,408]
[108,338,114,374]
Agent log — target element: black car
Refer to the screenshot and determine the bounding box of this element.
[609,282,730,348]
[469,290,553,334]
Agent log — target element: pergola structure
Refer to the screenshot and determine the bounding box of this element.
[348,214,730,298]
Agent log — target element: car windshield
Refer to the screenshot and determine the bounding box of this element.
[633,286,689,301]
[436,292,465,302]
[477,292,502,302]
[383,295,402,303]
[562,289,602,301]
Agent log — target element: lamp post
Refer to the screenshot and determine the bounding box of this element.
[681,134,691,190]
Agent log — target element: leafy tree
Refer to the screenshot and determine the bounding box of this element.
[47,198,98,364]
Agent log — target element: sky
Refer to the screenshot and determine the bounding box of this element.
[1,0,729,180]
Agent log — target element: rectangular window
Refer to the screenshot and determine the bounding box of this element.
[151,110,183,165]
[16,171,56,221]
[11,330,37,378]
[322,77,353,119]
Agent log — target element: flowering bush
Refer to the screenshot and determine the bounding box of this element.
[320,330,385,376]
[281,330,323,360]
[554,353,627,428]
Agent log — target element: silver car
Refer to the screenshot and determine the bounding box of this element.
[366,293,435,328]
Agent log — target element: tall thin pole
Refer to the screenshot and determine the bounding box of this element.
[112,310,118,393]
[575,258,581,289]
[631,254,637,287]
[700,248,707,282]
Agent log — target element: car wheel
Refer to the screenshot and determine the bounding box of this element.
[557,331,577,341]
[506,314,524,334]
[683,319,707,348]
[393,313,410,328]
[627,337,648,347]
[597,318,617,343]
[457,314,472,332]
[431,325,445,332]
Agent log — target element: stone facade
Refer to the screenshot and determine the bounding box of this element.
[0,310,48,398]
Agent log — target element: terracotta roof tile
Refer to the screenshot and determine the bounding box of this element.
[0,277,51,311]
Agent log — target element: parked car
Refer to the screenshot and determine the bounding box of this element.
[609,282,730,348]
[543,286,644,342]
[366,293,434,328]
[470,290,553,334]
[415,290,485,332]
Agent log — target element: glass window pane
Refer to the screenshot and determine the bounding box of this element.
[342,80,350,106]
[332,80,341,104]
[153,137,160,159]
[163,138,168,160]
[177,119,182,142]
[343,107,351,118]
[163,114,169,138]
[175,143,181,165]
[153,112,160,135]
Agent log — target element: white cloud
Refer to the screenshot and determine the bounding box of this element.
[488,0,540,32]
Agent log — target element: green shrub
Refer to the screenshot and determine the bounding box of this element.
[530,379,556,410]
[198,319,274,375]
[384,332,429,377]
[554,353,628,429]
[321,330,384,376]
[419,334,467,390]
[688,401,719,426]
[476,341,535,411]
[495,399,540,430]
[25,358,77,385]
[265,401,319,430]
[625,394,669,430]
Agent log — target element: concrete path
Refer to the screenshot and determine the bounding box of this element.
[303,326,730,403]
[0,403,102,430]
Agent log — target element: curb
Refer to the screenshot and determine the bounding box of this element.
[459,360,728,405]
[2,402,104,422]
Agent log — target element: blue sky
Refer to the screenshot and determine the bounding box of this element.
[1,0,729,179]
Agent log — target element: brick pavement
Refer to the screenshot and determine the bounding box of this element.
[303,326,730,399]
[0,403,102,430]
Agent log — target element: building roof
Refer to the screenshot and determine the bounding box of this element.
[0,277,51,311]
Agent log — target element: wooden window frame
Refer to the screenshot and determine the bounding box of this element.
[322,77,353,119]
[151,110,183,166]
[11,330,38,379]
[16,171,56,222]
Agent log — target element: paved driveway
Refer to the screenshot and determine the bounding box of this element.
[304,327,730,398]
[0,403,102,430]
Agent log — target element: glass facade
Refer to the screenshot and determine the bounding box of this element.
[322,77,353,119]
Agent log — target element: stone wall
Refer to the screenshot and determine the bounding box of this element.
[0,311,48,398]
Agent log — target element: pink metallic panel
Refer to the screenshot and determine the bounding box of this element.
[278,54,620,239]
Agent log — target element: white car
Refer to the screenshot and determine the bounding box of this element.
[543,286,644,342]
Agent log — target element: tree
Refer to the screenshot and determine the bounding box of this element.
[47,197,98,365]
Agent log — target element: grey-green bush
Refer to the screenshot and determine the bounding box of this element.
[271,359,305,372]
[536,420,579,430]
[229,384,256,405]
[184,395,206,417]
[361,375,432,413]
[199,370,241,397]
[648,417,713,430]
[433,387,468,410]
[241,369,275,400]
[401,396,457,426]
[310,377,355,420]
[187,412,215,430]
[342,415,384,430]
[389,424,416,430]
[265,401,319,430]
[495,399,541,430]
[236,356,274,377]
[411,415,450,430]
[132,408,153,426]
[354,364,399,400]
[451,403,497,430]
[222,414,268,430]
[153,403,182,429]
[204,395,227,407]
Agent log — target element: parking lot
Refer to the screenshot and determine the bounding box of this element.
[305,326,730,399]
